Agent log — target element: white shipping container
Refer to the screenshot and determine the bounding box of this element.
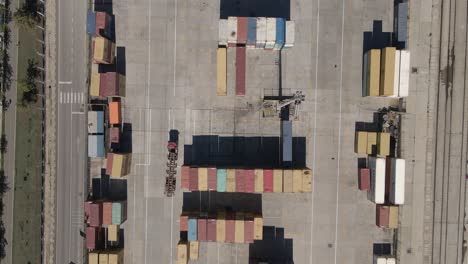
[284,21,295,48]
[399,50,410,97]
[368,157,386,204]
[265,18,276,49]
[218,19,228,46]
[390,158,405,205]
[386,258,396,264]
[391,50,401,97]
[227,17,238,45]
[256,17,267,48]
[373,256,386,264]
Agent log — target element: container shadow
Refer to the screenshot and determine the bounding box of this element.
[220,0,290,20]
[94,0,113,14]
[373,242,392,255]
[248,226,294,264]
[182,192,262,215]
[184,135,306,169]
[116,123,132,153]
[355,112,381,132]
[115,46,126,76]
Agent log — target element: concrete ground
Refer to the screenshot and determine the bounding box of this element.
[111,0,427,263]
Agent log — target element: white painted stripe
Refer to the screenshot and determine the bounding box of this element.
[59,81,72,84]
[59,92,63,104]
[67,92,70,103]
[81,93,84,104]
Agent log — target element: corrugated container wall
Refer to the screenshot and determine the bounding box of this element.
[398,50,410,97]
[390,158,405,204]
[253,215,263,240]
[109,101,121,125]
[218,19,228,46]
[217,47,227,96]
[109,127,120,143]
[244,215,254,243]
[273,169,283,192]
[180,214,188,231]
[86,227,97,250]
[89,252,99,264]
[368,157,386,204]
[198,167,208,191]
[103,201,112,225]
[217,169,227,192]
[88,111,104,134]
[366,49,381,96]
[108,249,124,264]
[263,169,273,192]
[292,169,302,193]
[380,47,396,96]
[181,166,190,189]
[237,17,247,44]
[108,224,119,242]
[302,169,313,192]
[100,72,125,97]
[235,46,246,96]
[99,253,109,264]
[282,170,292,192]
[88,135,105,157]
[227,17,238,46]
[112,201,127,225]
[265,18,276,49]
[86,11,96,36]
[355,131,368,154]
[392,50,401,97]
[177,241,188,264]
[207,218,217,241]
[397,2,408,42]
[376,205,389,228]
[226,169,236,192]
[388,206,399,229]
[367,132,377,154]
[90,72,100,96]
[274,18,285,50]
[359,168,370,191]
[208,168,217,190]
[255,17,267,48]
[189,167,198,191]
[235,169,245,192]
[217,211,226,242]
[282,120,292,162]
[244,169,255,193]
[284,21,295,48]
[225,212,235,242]
[189,241,199,260]
[247,17,257,47]
[254,169,263,193]
[235,213,245,243]
[377,132,390,156]
[188,218,198,241]
[198,218,207,241]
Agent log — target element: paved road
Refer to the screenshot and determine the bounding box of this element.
[55,0,88,263]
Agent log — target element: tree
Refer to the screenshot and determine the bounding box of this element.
[13,0,39,30]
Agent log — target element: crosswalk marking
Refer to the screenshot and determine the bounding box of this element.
[59,91,86,105]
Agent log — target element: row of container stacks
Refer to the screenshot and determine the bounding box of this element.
[180,212,263,243]
[180,166,312,193]
[355,131,390,156]
[374,256,396,264]
[219,17,294,50]
[106,152,132,177]
[363,47,410,97]
[85,224,121,250]
[365,157,405,205]
[177,240,200,264]
[90,72,126,98]
[88,249,124,264]
[216,46,247,97]
[84,201,127,227]
[376,205,399,229]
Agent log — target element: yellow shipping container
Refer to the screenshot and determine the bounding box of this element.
[254,169,263,193]
[283,170,293,192]
[302,169,313,192]
[216,211,226,242]
[99,253,109,264]
[355,131,368,154]
[273,169,283,193]
[388,206,399,229]
[367,132,377,154]
[89,252,99,264]
[217,48,227,96]
[110,153,132,178]
[226,169,236,192]
[94,37,109,63]
[108,249,124,264]
[90,72,101,97]
[380,47,396,96]
[377,132,390,156]
[367,49,381,96]
[292,170,303,193]
[198,168,208,191]
[177,240,188,264]
[253,215,263,240]
[108,224,119,242]
[189,241,199,260]
[235,213,245,243]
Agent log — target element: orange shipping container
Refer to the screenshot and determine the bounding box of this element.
[253,215,263,240]
[273,169,283,193]
[293,170,303,193]
[180,214,188,231]
[102,202,112,225]
[109,101,121,125]
[226,169,236,192]
[216,211,226,242]
[254,169,263,193]
[189,241,199,260]
[302,169,313,192]
[235,213,245,243]
[198,168,208,191]
[283,170,293,192]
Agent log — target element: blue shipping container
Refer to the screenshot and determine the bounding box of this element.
[274,18,285,50]
[397,2,408,42]
[247,17,257,46]
[188,218,198,241]
[96,111,104,134]
[217,169,227,192]
[86,11,96,36]
[88,135,105,158]
[282,120,292,162]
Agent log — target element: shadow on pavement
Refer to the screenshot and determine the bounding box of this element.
[249,226,294,264]
[182,192,262,215]
[220,0,290,20]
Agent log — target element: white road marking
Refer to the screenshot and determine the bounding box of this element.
[81,93,84,104]
[67,92,70,103]
[59,81,72,84]
[71,111,84,115]
[59,92,63,104]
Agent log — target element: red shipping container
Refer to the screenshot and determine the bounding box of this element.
[244,219,254,243]
[95,12,109,37]
[189,168,199,191]
[100,72,122,97]
[235,47,246,96]
[106,153,114,175]
[376,205,389,228]
[225,212,236,243]
[236,169,245,192]
[198,218,207,241]
[208,168,217,190]
[86,227,98,250]
[263,169,273,192]
[237,17,247,44]
[207,218,217,242]
[180,214,188,232]
[102,202,112,225]
[181,166,190,189]
[89,202,102,227]
[244,169,255,193]
[109,127,120,143]
[358,168,370,191]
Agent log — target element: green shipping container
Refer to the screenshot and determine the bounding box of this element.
[112,201,127,225]
[217,169,227,192]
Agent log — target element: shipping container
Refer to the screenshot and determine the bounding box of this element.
[366,49,381,96]
[235,46,246,96]
[108,224,119,242]
[217,211,226,242]
[376,205,389,227]
[247,17,257,47]
[283,170,293,192]
[109,127,120,144]
[87,11,96,36]
[180,214,188,231]
[217,169,227,192]
[225,212,236,242]
[274,18,285,50]
[235,212,245,243]
[109,101,121,125]
[103,201,112,225]
[265,18,277,49]
[237,17,247,44]
[367,132,377,154]
[254,169,263,193]
[235,169,245,192]
[109,153,131,177]
[377,132,390,156]
[177,240,188,264]
[392,50,401,97]
[86,226,98,250]
[373,256,386,264]
[398,50,410,97]
[189,241,199,260]
[355,131,368,154]
[207,218,217,242]
[93,36,115,64]
[363,52,369,96]
[227,17,238,46]
[253,215,263,240]
[181,166,190,189]
[282,120,292,162]
[368,157,386,204]
[387,258,396,264]
[390,158,405,205]
[89,252,99,264]
[189,167,198,191]
[112,201,127,225]
[88,202,102,227]
[226,169,236,192]
[255,17,267,48]
[284,21,295,48]
[263,169,273,192]
[358,168,370,191]
[188,218,198,241]
[207,167,217,191]
[108,249,124,264]
[302,169,313,192]
[198,218,207,241]
[291,169,302,193]
[273,169,283,193]
[244,169,255,193]
[244,214,254,243]
[85,201,92,217]
[380,47,396,96]
[89,135,105,157]
[95,12,110,38]
[90,72,101,96]
[218,19,228,46]
[87,112,103,135]
[198,167,208,191]
[388,206,399,229]
[396,2,408,42]
[217,47,227,96]
[99,253,109,264]
[100,72,125,97]
[106,153,113,175]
